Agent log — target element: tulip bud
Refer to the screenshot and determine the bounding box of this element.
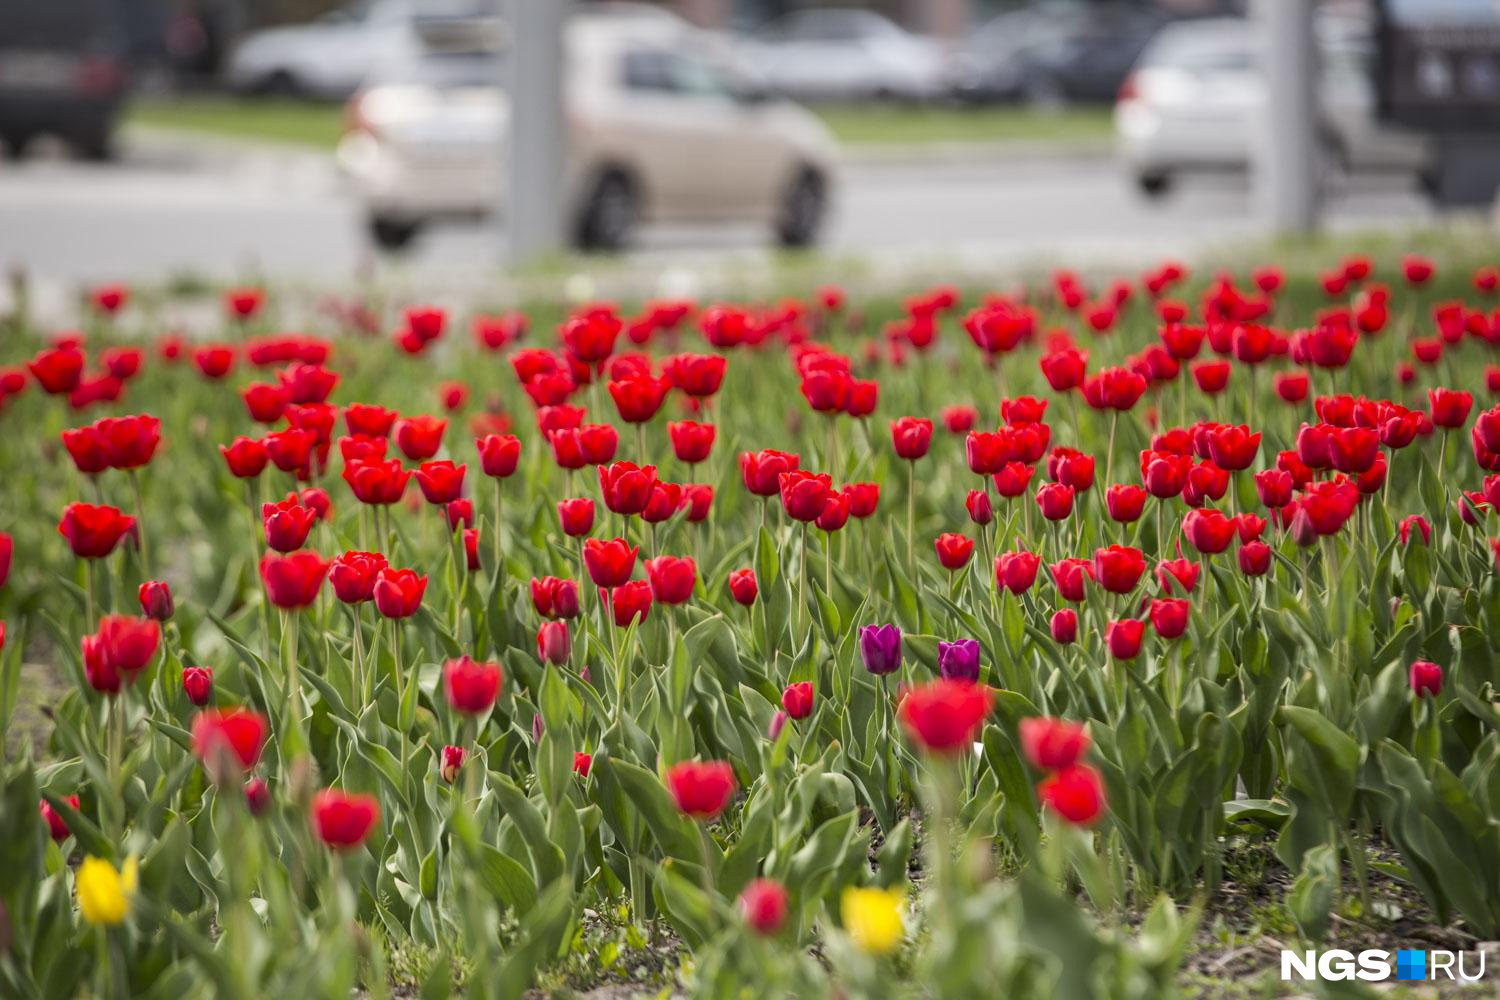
[138,580,174,621]
[767,710,789,742]
[728,568,758,606]
[739,878,790,935]
[1050,608,1078,644]
[572,751,592,777]
[244,777,271,817]
[537,620,571,665]
[440,745,467,783]
[1410,660,1443,699]
[532,713,545,743]
[965,489,993,526]
[182,666,213,707]
[781,681,815,720]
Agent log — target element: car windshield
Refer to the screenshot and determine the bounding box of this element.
[1141,25,1253,72]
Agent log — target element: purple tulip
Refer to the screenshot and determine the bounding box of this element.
[938,638,981,683]
[858,624,902,676]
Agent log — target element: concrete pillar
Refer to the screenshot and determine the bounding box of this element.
[1254,0,1319,234]
[507,0,570,262]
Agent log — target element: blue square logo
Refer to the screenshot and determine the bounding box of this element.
[1396,950,1426,980]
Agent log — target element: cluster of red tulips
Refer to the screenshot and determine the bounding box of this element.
[6,246,1500,997]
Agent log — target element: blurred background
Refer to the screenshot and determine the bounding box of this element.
[1,0,1497,299]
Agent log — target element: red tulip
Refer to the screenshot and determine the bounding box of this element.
[1238,540,1272,576]
[329,550,387,604]
[444,656,502,713]
[138,580,174,621]
[965,431,1008,475]
[440,745,468,783]
[663,353,727,398]
[1410,659,1443,698]
[1048,448,1095,493]
[891,417,934,460]
[898,679,993,754]
[781,681,815,720]
[225,286,264,318]
[779,470,833,523]
[729,568,758,606]
[345,404,399,438]
[1020,716,1090,771]
[1399,514,1432,546]
[373,567,426,619]
[193,345,236,380]
[572,751,592,777]
[1040,347,1087,391]
[941,404,978,433]
[1049,608,1077,644]
[259,550,328,609]
[1105,618,1146,660]
[311,789,380,850]
[1205,424,1259,471]
[531,576,581,619]
[668,421,716,464]
[583,538,638,589]
[965,489,993,526]
[739,879,789,935]
[611,580,652,627]
[343,458,409,506]
[393,415,446,461]
[40,795,79,841]
[191,708,268,778]
[182,666,213,706]
[934,533,974,570]
[609,374,667,423]
[537,620,571,665]
[642,482,685,524]
[665,759,735,819]
[1082,367,1147,411]
[1148,597,1190,639]
[262,496,317,553]
[1105,484,1146,523]
[414,460,466,505]
[1402,254,1434,286]
[28,346,84,394]
[1429,388,1474,429]
[996,550,1041,595]
[1050,558,1093,602]
[1275,371,1310,403]
[1182,508,1235,555]
[740,449,800,497]
[263,428,316,476]
[58,502,135,559]
[1156,558,1200,595]
[599,461,658,516]
[1035,482,1074,521]
[1191,360,1231,394]
[993,462,1034,498]
[476,434,521,478]
[84,615,161,690]
[645,555,697,605]
[1092,545,1145,593]
[557,498,595,537]
[62,426,109,475]
[844,482,879,519]
[0,532,10,588]
[1038,763,1107,825]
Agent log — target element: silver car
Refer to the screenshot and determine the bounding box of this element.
[337,5,837,251]
[1115,16,1430,198]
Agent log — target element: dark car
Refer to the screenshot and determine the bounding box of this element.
[953,3,1173,106]
[0,0,131,159]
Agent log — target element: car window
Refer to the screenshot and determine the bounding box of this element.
[622,48,730,97]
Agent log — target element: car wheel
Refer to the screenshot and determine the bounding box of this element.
[776,168,826,248]
[1135,171,1172,200]
[575,171,638,252]
[369,215,421,252]
[257,70,304,97]
[74,126,116,162]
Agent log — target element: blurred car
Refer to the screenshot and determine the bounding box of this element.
[1115,16,1431,197]
[337,5,837,251]
[954,2,1172,106]
[0,0,130,159]
[742,8,949,102]
[224,0,416,98]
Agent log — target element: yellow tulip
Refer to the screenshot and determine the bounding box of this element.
[77,855,137,927]
[840,885,905,955]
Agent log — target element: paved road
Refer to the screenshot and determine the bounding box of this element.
[0,128,1459,301]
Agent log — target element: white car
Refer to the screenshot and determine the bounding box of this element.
[1115,16,1431,198]
[337,5,838,251]
[743,8,950,103]
[225,0,416,98]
